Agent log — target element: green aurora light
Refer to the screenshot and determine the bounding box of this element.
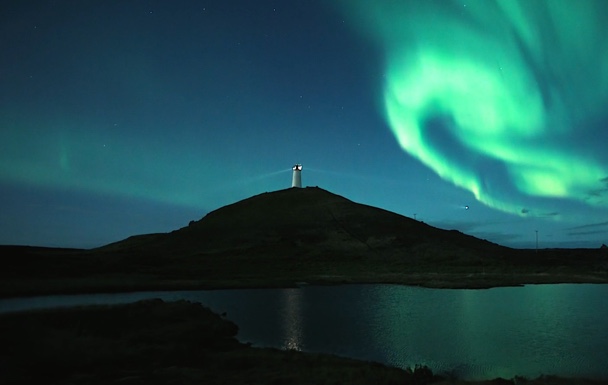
[339,0,608,217]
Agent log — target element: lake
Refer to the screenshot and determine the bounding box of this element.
[1,284,607,380]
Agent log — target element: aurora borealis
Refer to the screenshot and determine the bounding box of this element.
[1,0,607,248]
[339,0,608,218]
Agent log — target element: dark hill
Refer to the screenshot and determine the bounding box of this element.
[101,187,507,264]
[2,187,607,297]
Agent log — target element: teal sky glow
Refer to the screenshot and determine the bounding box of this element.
[1,1,607,248]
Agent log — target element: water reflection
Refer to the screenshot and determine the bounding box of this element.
[281,288,303,350]
[1,284,607,380]
[386,285,602,379]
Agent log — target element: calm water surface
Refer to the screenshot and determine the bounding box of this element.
[1,284,607,380]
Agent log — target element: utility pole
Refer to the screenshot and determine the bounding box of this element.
[414,213,417,220]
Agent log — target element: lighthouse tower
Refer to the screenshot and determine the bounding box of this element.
[292,164,302,188]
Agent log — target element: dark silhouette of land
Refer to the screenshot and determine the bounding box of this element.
[1,299,438,385]
[2,187,608,384]
[1,187,607,297]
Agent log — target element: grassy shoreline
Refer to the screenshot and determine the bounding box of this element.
[0,299,436,385]
[2,270,608,299]
[2,299,607,385]
[2,241,607,299]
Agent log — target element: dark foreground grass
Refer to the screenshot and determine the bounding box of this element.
[1,242,608,298]
[0,299,439,385]
[2,300,607,385]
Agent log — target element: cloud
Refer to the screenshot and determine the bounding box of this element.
[565,221,608,238]
[567,221,608,231]
[567,230,608,237]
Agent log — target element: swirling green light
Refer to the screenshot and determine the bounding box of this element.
[340,0,608,216]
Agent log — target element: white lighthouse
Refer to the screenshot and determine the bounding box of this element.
[292,164,302,188]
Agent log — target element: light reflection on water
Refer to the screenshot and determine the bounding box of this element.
[281,288,302,351]
[1,284,607,380]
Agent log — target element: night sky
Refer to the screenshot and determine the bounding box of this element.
[1,0,607,249]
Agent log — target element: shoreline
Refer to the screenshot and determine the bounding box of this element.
[1,299,607,385]
[2,271,608,299]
